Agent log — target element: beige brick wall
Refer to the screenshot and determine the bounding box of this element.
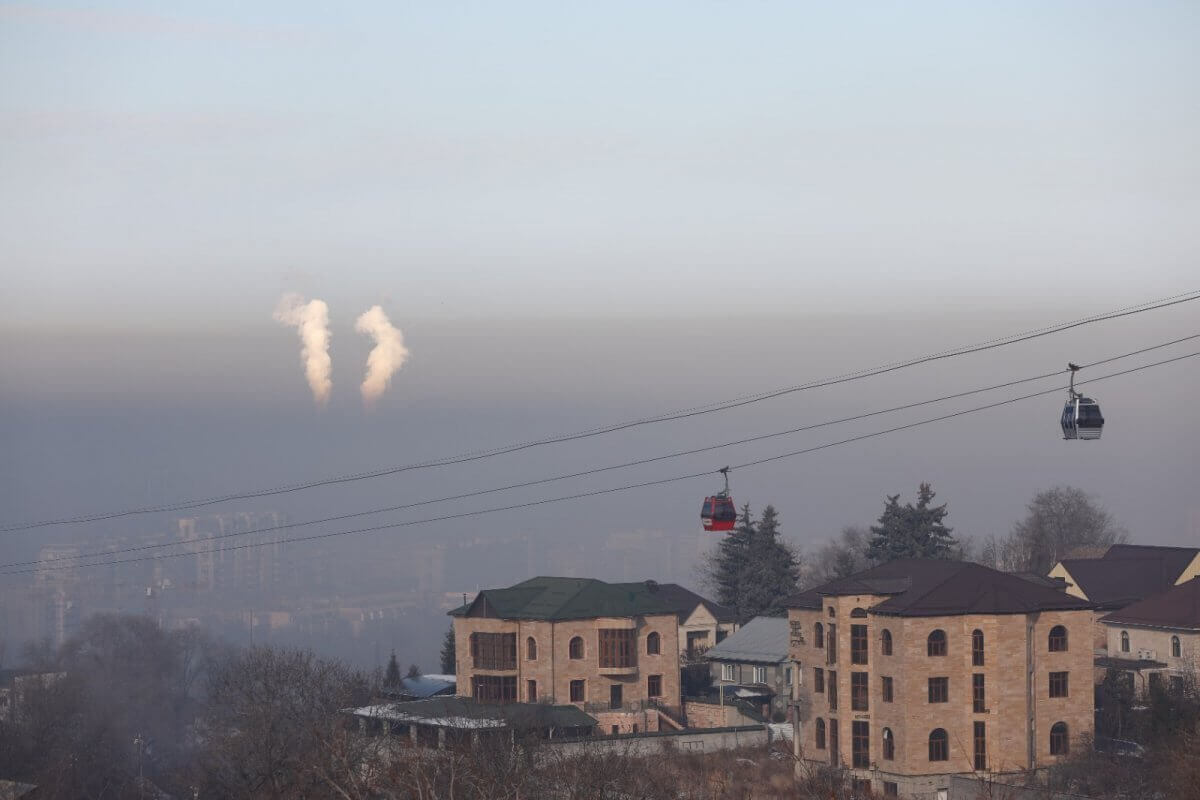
[455,612,681,710]
[788,602,1094,782]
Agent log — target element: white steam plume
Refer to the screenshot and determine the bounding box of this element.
[273,293,333,408]
[354,305,409,408]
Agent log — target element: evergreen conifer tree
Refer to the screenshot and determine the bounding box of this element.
[384,650,401,687]
[704,504,802,623]
[866,482,957,562]
[439,626,456,674]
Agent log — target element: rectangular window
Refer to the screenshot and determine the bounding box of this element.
[974,721,986,770]
[569,679,585,702]
[1049,671,1069,698]
[827,624,838,664]
[973,631,985,666]
[753,665,767,684]
[470,632,517,670]
[884,782,899,797]
[527,680,537,702]
[472,675,517,704]
[609,683,623,710]
[851,672,869,711]
[851,624,869,665]
[882,675,894,703]
[599,629,637,668]
[829,718,839,767]
[928,677,949,703]
[647,674,662,698]
[785,666,793,686]
[973,674,986,712]
[722,663,736,682]
[814,667,824,693]
[829,671,838,710]
[852,721,870,768]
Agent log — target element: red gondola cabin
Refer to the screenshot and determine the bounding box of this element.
[701,495,737,532]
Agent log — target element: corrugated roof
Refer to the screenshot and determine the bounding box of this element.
[786,558,1094,617]
[449,576,732,622]
[703,616,788,664]
[1101,577,1200,631]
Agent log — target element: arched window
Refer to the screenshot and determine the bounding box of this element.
[646,631,661,656]
[927,629,947,657]
[1120,631,1130,653]
[569,636,584,659]
[881,629,893,656]
[1171,635,1181,658]
[828,607,836,618]
[815,622,824,649]
[929,728,949,761]
[972,629,985,666]
[815,718,826,749]
[882,727,895,760]
[1048,625,1068,652]
[526,636,537,661]
[851,607,868,618]
[1050,722,1069,755]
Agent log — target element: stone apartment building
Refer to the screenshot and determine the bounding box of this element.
[450,576,733,733]
[788,559,1095,799]
[1099,577,1200,696]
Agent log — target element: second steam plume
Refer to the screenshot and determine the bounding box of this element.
[273,293,333,408]
[355,305,409,408]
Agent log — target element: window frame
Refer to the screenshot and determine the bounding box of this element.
[1171,635,1181,658]
[929,728,949,761]
[526,636,537,661]
[815,622,824,649]
[646,631,661,655]
[815,718,826,749]
[647,674,662,698]
[1048,625,1068,652]
[828,670,838,710]
[882,726,895,760]
[1120,630,1130,653]
[569,679,585,703]
[927,629,947,657]
[974,721,986,771]
[881,675,893,703]
[722,663,736,682]
[851,672,869,711]
[881,628,893,656]
[814,666,825,693]
[928,676,949,703]
[972,629,985,666]
[973,673,986,712]
[1050,722,1069,755]
[852,720,870,768]
[753,665,767,684]
[598,629,636,668]
[1049,671,1069,698]
[569,636,585,660]
[850,624,869,665]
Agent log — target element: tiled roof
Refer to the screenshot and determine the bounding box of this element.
[1101,577,1200,631]
[703,616,789,664]
[787,558,1094,617]
[449,576,732,622]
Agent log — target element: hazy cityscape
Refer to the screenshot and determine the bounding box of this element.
[3,2,1199,799]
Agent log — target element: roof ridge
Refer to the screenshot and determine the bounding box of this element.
[881,560,971,611]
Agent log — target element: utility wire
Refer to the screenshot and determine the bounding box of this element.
[4,333,1194,571]
[4,288,1198,532]
[7,349,1196,576]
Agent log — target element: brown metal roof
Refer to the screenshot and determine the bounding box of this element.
[787,558,1094,617]
[1101,577,1200,631]
[1058,544,1198,609]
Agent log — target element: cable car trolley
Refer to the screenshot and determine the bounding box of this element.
[701,467,737,532]
[1061,363,1104,440]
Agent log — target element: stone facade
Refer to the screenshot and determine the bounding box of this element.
[789,596,1093,800]
[1102,622,1199,691]
[454,612,682,713]
[678,603,737,658]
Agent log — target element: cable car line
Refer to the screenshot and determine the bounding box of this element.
[7,348,1196,576]
[3,289,1197,532]
[5,333,1193,569]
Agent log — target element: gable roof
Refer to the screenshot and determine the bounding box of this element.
[703,616,788,664]
[1055,544,1200,609]
[1101,577,1200,631]
[787,558,1094,617]
[449,576,733,622]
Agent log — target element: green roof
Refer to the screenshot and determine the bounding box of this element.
[449,576,733,622]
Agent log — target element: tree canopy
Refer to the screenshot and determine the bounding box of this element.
[981,486,1126,573]
[866,482,957,563]
[702,504,801,623]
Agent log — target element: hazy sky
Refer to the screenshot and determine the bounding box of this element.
[3,1,1198,326]
[2,3,1198,582]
